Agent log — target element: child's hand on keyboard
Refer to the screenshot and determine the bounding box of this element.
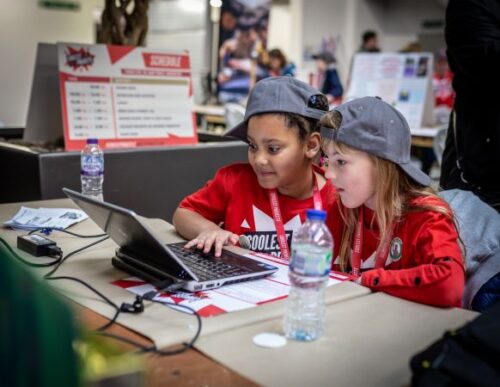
[184,229,239,257]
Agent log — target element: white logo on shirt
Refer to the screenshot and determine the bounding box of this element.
[242,205,302,256]
[253,206,302,232]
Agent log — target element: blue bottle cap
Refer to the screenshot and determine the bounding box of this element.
[86,138,98,144]
[306,209,326,221]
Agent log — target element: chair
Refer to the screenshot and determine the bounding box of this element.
[432,126,448,166]
[439,189,500,311]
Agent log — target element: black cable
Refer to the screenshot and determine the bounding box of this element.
[2,233,117,330]
[44,235,109,278]
[2,233,110,285]
[28,227,107,238]
[46,275,121,331]
[1,227,106,268]
[4,231,202,350]
[44,274,202,351]
[144,298,202,355]
[0,236,62,267]
[95,296,203,356]
[40,235,117,331]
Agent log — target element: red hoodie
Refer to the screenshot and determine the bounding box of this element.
[326,196,465,307]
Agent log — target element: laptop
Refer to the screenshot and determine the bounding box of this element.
[63,188,278,292]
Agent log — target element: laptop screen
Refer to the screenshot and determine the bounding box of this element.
[63,188,192,279]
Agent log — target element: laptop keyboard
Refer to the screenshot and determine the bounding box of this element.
[167,243,252,281]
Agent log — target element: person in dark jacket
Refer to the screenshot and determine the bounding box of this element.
[440,0,500,212]
[312,52,343,104]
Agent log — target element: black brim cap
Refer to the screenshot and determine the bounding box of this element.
[320,96,431,187]
[224,76,328,142]
[311,51,336,64]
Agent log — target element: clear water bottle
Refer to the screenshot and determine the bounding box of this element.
[81,138,104,201]
[283,209,334,341]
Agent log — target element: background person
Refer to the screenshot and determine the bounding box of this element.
[312,51,343,104]
[173,77,334,258]
[266,48,296,77]
[217,11,268,103]
[433,48,454,113]
[359,30,380,53]
[440,0,500,212]
[218,8,238,46]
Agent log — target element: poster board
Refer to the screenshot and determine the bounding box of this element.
[57,43,197,150]
[345,53,434,129]
[216,0,271,103]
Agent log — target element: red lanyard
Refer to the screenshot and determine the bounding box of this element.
[351,206,393,277]
[268,170,322,260]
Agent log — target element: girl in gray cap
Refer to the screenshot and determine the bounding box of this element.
[320,97,465,308]
[173,77,336,259]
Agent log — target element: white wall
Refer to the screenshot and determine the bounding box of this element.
[301,0,351,79]
[294,0,446,85]
[365,0,445,52]
[0,0,447,126]
[0,0,103,127]
[267,3,293,63]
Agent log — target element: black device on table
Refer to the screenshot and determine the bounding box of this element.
[63,188,278,292]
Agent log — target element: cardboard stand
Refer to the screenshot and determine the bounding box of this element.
[24,42,199,150]
[24,43,63,145]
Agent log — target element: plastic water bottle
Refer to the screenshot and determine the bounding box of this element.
[283,209,334,341]
[81,138,104,201]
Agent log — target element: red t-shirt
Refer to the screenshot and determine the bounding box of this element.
[179,163,336,258]
[326,196,465,307]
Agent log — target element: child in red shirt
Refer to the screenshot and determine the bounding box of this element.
[320,97,465,307]
[173,77,335,258]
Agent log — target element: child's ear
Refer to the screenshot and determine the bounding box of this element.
[305,132,321,159]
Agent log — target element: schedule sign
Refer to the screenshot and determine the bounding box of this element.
[58,43,197,150]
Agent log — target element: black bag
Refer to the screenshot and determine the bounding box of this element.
[410,302,500,387]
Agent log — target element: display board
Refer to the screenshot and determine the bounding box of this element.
[57,43,197,150]
[216,0,271,103]
[345,53,434,129]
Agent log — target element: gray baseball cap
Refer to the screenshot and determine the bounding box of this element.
[312,51,336,64]
[224,76,329,141]
[320,96,431,186]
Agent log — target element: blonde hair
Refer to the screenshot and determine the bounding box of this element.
[320,111,459,272]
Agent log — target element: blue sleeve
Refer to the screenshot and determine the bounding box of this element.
[324,69,343,98]
[281,63,296,77]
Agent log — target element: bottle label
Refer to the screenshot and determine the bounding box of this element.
[81,155,103,177]
[290,245,332,276]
